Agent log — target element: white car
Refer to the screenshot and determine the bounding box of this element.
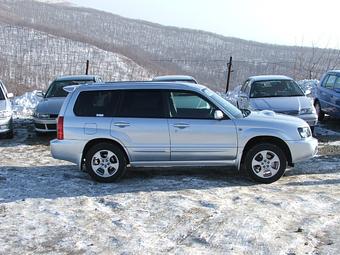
[0,80,14,139]
[237,75,318,131]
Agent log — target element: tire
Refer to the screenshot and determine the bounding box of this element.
[310,126,315,136]
[314,101,324,121]
[242,143,287,184]
[85,142,127,183]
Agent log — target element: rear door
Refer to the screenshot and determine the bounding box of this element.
[111,89,170,162]
[167,90,238,161]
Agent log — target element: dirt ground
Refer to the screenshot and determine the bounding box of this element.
[0,118,339,255]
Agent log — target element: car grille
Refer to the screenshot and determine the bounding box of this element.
[46,124,57,130]
[35,123,56,131]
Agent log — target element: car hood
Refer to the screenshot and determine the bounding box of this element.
[35,97,65,114]
[0,99,11,112]
[249,96,312,112]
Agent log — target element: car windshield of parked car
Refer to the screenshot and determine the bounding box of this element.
[0,88,4,100]
[203,88,243,118]
[45,80,94,98]
[250,80,304,98]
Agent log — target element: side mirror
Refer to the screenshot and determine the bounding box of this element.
[36,91,44,97]
[304,89,313,97]
[7,93,14,99]
[214,110,224,120]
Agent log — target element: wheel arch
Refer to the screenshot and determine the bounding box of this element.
[241,136,293,167]
[81,138,131,168]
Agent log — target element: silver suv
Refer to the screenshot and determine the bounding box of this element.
[51,82,318,183]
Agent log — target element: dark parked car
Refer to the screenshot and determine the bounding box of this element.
[314,70,340,120]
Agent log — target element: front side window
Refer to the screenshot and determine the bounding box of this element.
[334,76,340,90]
[45,80,95,98]
[250,80,304,98]
[169,91,215,119]
[74,90,120,117]
[117,90,165,118]
[322,75,336,89]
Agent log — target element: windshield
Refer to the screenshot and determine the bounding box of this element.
[203,88,243,118]
[45,80,94,98]
[0,89,4,100]
[250,80,304,98]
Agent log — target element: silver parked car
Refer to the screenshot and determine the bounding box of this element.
[153,75,198,84]
[237,75,318,131]
[0,80,14,139]
[33,75,102,133]
[51,82,318,184]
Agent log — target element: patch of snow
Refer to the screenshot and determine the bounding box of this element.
[12,91,42,117]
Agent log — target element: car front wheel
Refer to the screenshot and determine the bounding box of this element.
[85,142,127,182]
[242,143,287,184]
[314,101,324,121]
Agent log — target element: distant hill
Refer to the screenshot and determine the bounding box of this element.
[0,0,340,93]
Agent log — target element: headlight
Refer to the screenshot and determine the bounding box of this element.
[0,110,12,119]
[33,112,49,119]
[300,108,316,115]
[298,127,311,138]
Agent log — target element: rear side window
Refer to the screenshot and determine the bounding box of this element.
[334,76,340,89]
[117,90,166,118]
[74,90,121,117]
[322,75,336,89]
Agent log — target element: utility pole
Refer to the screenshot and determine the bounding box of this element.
[226,56,233,93]
[85,60,89,75]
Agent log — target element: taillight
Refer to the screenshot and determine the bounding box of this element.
[57,116,64,140]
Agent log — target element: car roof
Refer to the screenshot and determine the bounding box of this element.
[326,70,340,74]
[248,75,293,82]
[54,75,100,81]
[152,75,197,83]
[76,81,206,92]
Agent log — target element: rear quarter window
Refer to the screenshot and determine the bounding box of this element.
[73,90,121,117]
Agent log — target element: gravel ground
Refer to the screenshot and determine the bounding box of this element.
[0,118,339,255]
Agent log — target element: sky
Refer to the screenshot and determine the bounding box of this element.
[69,0,340,49]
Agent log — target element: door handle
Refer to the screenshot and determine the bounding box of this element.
[173,123,190,129]
[113,122,130,128]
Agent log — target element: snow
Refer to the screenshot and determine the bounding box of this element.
[1,90,340,254]
[12,91,42,117]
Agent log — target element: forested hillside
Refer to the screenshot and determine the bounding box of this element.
[0,0,340,93]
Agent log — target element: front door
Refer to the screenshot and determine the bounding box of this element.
[167,90,238,161]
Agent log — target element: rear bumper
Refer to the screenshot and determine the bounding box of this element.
[50,139,87,167]
[34,117,57,132]
[287,137,318,163]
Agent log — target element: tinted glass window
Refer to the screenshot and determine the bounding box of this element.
[334,76,340,89]
[0,88,4,100]
[117,90,165,118]
[169,91,215,119]
[241,80,250,93]
[74,90,120,117]
[45,80,95,98]
[250,80,304,98]
[323,75,336,89]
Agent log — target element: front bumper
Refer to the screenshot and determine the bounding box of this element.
[34,117,57,132]
[50,139,87,168]
[0,117,13,133]
[287,137,318,163]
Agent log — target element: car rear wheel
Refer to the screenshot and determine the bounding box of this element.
[85,142,127,182]
[242,143,287,184]
[314,101,324,121]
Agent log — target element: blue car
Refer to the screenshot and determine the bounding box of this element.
[314,70,340,120]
